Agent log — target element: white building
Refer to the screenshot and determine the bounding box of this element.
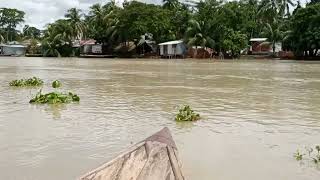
[0,43,26,56]
[158,40,187,58]
[249,38,282,55]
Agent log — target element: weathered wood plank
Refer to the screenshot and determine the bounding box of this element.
[81,156,125,180]
[116,145,148,180]
[167,146,185,180]
[137,141,175,180]
[79,128,185,180]
[79,142,146,180]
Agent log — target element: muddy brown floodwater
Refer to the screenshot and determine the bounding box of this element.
[0,57,320,180]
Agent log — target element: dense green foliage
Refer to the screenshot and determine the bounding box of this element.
[30,80,80,104]
[1,0,319,58]
[9,77,43,87]
[23,25,41,39]
[0,8,25,42]
[175,105,200,121]
[284,3,320,58]
[52,80,62,88]
[29,90,80,104]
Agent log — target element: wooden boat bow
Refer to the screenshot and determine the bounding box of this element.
[79,127,185,180]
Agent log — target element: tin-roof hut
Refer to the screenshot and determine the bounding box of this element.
[158,40,187,58]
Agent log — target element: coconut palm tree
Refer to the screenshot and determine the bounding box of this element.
[185,19,215,48]
[23,25,41,39]
[163,0,180,10]
[87,3,120,44]
[0,8,25,41]
[42,20,73,57]
[42,34,63,57]
[259,0,295,18]
[65,8,86,40]
[280,0,295,16]
[262,21,283,56]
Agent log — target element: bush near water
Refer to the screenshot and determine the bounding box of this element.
[175,105,200,122]
[9,77,43,87]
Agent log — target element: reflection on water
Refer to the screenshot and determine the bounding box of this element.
[0,57,320,180]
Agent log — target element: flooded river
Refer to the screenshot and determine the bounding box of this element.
[0,57,319,180]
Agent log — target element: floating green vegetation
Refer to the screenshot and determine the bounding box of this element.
[29,90,80,104]
[294,145,320,165]
[9,77,43,87]
[29,80,79,104]
[52,80,61,88]
[175,105,200,122]
[294,150,304,161]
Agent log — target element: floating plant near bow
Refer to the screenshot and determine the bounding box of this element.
[175,105,200,121]
[294,150,304,161]
[9,77,44,87]
[294,145,320,166]
[29,81,80,104]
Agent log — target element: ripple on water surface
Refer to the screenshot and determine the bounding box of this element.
[0,58,319,180]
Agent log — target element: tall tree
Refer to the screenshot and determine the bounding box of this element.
[86,2,119,44]
[184,19,215,49]
[222,29,248,58]
[163,0,180,10]
[117,1,175,43]
[65,8,86,40]
[42,20,74,57]
[262,21,283,55]
[284,3,320,58]
[0,8,25,41]
[23,25,41,39]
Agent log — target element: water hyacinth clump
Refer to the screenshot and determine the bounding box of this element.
[29,80,80,104]
[294,145,320,165]
[9,77,44,87]
[52,80,61,88]
[29,90,80,104]
[175,105,200,121]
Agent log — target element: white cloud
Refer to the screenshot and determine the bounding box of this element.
[0,0,105,29]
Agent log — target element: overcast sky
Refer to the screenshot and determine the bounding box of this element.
[0,0,158,29]
[0,0,306,30]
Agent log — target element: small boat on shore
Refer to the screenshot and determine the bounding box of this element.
[79,127,185,180]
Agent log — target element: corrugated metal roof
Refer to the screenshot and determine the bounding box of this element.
[158,40,184,46]
[250,38,268,42]
[0,44,26,48]
[7,44,26,48]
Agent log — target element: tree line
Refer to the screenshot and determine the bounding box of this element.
[0,0,319,58]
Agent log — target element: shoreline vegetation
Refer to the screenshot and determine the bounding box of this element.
[0,0,319,60]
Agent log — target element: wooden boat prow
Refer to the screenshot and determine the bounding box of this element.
[79,127,185,180]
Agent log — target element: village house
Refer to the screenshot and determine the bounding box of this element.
[249,38,282,55]
[0,42,27,56]
[158,40,187,58]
